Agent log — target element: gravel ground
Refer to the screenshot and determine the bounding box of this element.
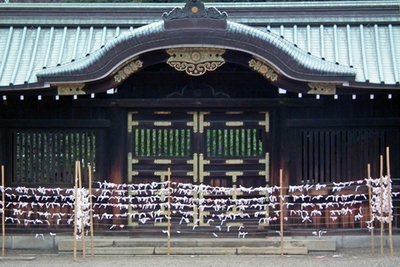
[1,249,400,267]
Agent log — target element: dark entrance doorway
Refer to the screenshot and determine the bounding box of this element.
[127,110,270,187]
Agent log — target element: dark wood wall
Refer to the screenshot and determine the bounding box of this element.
[0,64,399,188]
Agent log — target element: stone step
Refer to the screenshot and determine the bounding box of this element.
[155,247,237,255]
[60,246,307,255]
[238,246,308,255]
[79,247,155,255]
[58,238,334,255]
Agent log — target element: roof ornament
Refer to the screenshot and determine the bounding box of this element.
[166,48,225,76]
[163,0,227,29]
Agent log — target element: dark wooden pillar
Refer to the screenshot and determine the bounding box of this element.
[108,107,126,226]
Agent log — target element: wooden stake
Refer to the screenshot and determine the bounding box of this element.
[88,165,94,257]
[78,161,86,258]
[386,147,394,257]
[73,161,78,261]
[279,169,284,256]
[167,168,172,256]
[367,163,375,256]
[1,165,5,257]
[379,155,384,256]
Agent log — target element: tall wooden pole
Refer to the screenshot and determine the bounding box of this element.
[379,155,384,256]
[386,147,394,257]
[73,161,78,261]
[1,165,5,257]
[279,169,284,256]
[88,165,94,256]
[167,168,172,256]
[77,161,86,258]
[367,163,375,256]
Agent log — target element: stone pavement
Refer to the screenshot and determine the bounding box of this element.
[1,248,400,267]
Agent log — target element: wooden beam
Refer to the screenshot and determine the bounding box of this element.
[0,119,110,128]
[74,98,321,108]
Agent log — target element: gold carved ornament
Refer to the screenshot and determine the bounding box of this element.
[166,48,225,76]
[57,83,85,95]
[114,59,143,84]
[248,58,278,82]
[307,82,336,95]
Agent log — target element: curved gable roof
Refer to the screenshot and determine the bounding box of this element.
[36,19,356,85]
[0,0,399,94]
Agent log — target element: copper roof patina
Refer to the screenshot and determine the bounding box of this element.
[0,0,399,93]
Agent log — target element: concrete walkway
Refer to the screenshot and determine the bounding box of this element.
[1,248,400,267]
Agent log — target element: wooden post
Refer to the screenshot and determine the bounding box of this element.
[1,165,5,257]
[279,169,284,256]
[386,147,394,257]
[73,161,78,261]
[367,163,375,256]
[167,168,172,256]
[88,165,94,257]
[77,161,86,258]
[379,155,384,256]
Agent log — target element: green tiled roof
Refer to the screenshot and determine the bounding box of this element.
[0,1,399,92]
[36,20,356,84]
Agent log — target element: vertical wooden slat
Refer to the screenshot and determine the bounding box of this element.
[240,129,245,158]
[55,131,59,182]
[170,129,175,157]
[142,128,147,156]
[234,129,242,157]
[246,129,251,157]
[307,131,313,183]
[325,130,330,183]
[148,129,152,157]
[320,130,325,183]
[186,129,191,156]
[302,131,307,183]
[207,130,212,157]
[180,129,184,157]
[341,130,347,181]
[223,129,228,157]
[175,129,179,157]
[134,129,139,156]
[218,129,223,157]
[167,129,172,156]
[330,130,336,183]
[65,133,69,182]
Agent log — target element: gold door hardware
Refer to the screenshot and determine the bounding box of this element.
[188,192,199,226]
[186,153,198,183]
[225,159,243,164]
[225,111,243,114]
[198,191,210,227]
[154,111,171,115]
[154,159,172,164]
[199,153,210,183]
[226,184,244,226]
[187,112,198,133]
[198,112,210,133]
[258,112,270,133]
[127,112,139,133]
[258,152,270,183]
[226,171,243,184]
[127,152,138,181]
[258,185,270,227]
[154,177,169,227]
[154,171,170,179]
[225,121,243,127]
[154,121,172,127]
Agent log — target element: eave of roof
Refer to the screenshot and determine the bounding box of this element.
[36,20,356,86]
[0,1,399,26]
[0,1,399,93]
